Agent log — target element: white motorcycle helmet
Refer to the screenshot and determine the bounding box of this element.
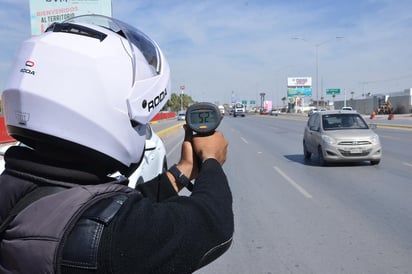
[2,15,171,174]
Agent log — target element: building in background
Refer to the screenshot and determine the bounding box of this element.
[334,88,412,115]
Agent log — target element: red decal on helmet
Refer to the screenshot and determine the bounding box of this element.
[25,60,35,67]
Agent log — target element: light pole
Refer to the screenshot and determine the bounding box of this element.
[179,85,185,111]
[292,36,344,108]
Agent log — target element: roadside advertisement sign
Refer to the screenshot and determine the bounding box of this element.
[287,77,312,87]
[287,77,312,97]
[30,0,112,36]
[264,100,272,111]
[287,87,312,97]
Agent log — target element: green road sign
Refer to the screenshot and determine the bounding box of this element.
[242,100,247,105]
[250,100,256,104]
[326,88,341,95]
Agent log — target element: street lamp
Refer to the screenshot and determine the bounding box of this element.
[180,85,185,111]
[292,37,344,108]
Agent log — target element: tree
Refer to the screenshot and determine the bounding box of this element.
[163,92,195,112]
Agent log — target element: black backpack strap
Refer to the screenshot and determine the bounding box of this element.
[61,194,129,272]
[0,186,66,236]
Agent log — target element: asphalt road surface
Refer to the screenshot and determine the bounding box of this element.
[159,114,412,274]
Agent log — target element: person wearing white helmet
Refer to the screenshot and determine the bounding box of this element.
[0,15,233,274]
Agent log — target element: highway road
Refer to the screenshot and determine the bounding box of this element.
[157,114,412,274]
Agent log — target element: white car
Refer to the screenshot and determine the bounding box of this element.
[0,124,167,190]
[121,124,167,189]
[270,109,280,116]
[177,111,186,121]
[218,105,225,115]
[233,103,246,117]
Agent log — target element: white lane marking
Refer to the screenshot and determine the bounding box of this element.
[403,162,412,168]
[273,166,313,199]
[241,137,248,144]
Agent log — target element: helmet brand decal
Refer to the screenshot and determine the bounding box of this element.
[15,111,30,125]
[20,60,36,75]
[25,60,35,67]
[145,89,168,112]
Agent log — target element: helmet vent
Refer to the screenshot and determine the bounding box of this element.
[46,22,107,42]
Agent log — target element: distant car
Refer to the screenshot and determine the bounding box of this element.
[248,107,257,113]
[270,109,280,116]
[177,111,186,121]
[233,103,245,117]
[218,105,225,115]
[0,124,167,189]
[303,110,382,166]
[341,106,353,111]
[308,108,318,116]
[260,109,270,115]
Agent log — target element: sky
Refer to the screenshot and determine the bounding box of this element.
[1,0,412,106]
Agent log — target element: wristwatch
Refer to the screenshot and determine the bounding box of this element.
[168,164,194,191]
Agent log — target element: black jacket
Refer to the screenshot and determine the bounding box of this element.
[0,146,234,274]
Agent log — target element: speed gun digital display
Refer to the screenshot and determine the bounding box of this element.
[186,103,222,134]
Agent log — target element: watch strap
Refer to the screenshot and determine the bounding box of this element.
[168,164,194,191]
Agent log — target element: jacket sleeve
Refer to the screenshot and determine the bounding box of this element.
[104,158,234,274]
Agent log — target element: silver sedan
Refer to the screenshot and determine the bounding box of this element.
[303,110,382,166]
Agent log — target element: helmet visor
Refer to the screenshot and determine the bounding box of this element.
[63,14,161,83]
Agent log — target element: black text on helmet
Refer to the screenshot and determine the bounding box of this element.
[144,89,168,112]
[20,60,36,75]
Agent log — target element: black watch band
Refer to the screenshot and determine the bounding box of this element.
[168,164,194,191]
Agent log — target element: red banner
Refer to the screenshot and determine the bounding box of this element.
[151,112,176,121]
[0,117,15,143]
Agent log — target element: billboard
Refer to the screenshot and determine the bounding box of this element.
[30,0,112,36]
[287,87,312,97]
[287,77,312,87]
[287,76,312,97]
[263,100,272,111]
